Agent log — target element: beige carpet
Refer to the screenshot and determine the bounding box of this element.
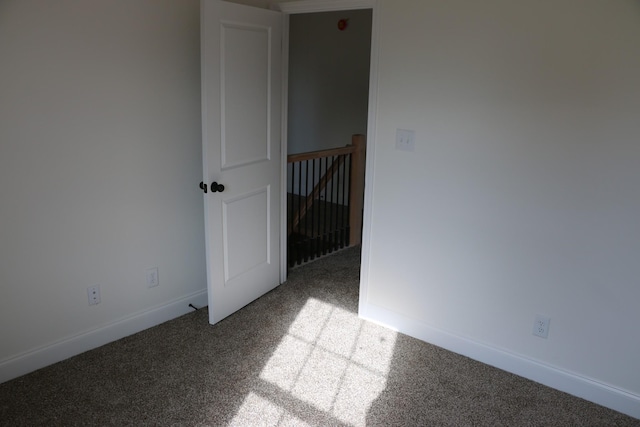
[1,247,637,426]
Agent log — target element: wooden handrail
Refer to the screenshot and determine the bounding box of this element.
[287,145,357,163]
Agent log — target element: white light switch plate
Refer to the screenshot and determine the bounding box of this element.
[395,128,415,152]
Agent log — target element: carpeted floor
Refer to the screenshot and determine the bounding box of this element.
[0,247,638,426]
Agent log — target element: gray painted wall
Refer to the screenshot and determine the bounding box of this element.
[361,0,640,410]
[287,9,371,154]
[0,0,206,379]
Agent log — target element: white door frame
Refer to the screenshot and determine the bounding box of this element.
[275,0,379,316]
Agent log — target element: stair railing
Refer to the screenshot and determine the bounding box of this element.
[287,134,365,266]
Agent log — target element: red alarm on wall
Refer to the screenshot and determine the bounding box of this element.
[337,19,349,31]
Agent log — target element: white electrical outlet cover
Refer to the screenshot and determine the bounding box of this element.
[87,285,101,305]
[532,314,550,338]
[146,267,159,288]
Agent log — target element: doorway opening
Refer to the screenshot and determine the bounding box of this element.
[284,8,372,268]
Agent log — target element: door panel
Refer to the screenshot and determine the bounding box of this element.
[201,0,282,324]
[223,186,270,283]
[221,22,271,169]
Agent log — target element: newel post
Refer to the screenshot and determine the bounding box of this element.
[349,134,366,246]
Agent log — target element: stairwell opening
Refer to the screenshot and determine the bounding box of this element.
[285,9,372,268]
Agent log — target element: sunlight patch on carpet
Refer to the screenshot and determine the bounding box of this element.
[230,392,312,427]
[242,297,397,426]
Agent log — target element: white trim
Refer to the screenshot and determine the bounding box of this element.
[0,290,208,384]
[279,11,290,284]
[360,302,640,420]
[275,0,375,14]
[358,0,379,317]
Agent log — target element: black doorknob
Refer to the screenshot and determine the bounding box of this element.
[199,181,207,193]
[211,182,225,192]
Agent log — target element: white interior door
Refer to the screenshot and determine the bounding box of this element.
[201,0,282,324]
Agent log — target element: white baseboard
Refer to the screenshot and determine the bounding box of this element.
[0,290,208,384]
[359,302,640,420]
